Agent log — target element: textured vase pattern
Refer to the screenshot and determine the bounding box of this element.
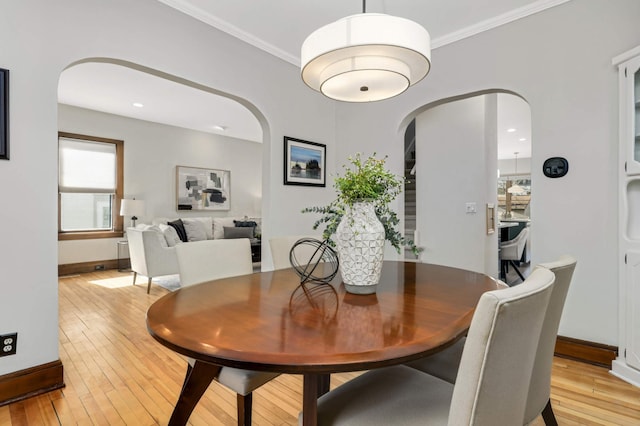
[335,201,385,294]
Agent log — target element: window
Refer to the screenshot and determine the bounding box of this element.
[58,132,123,240]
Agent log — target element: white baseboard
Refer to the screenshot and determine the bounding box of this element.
[611,358,640,388]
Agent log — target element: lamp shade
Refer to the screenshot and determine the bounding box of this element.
[120,199,145,218]
[508,184,526,195]
[301,13,431,102]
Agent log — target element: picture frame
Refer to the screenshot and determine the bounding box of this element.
[284,136,326,187]
[176,165,230,211]
[0,68,9,160]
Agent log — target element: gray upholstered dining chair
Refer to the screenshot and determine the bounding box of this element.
[406,255,577,426]
[310,267,555,425]
[176,239,280,426]
[269,235,322,270]
[500,226,530,283]
[524,255,577,425]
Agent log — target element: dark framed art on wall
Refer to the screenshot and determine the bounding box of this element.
[0,68,8,160]
[283,136,326,187]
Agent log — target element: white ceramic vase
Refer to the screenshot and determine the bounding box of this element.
[335,201,385,294]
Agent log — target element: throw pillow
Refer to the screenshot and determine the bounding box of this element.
[213,217,237,239]
[235,218,262,238]
[234,220,258,229]
[147,224,169,248]
[167,219,188,242]
[158,224,181,247]
[192,217,214,239]
[182,219,208,242]
[234,220,257,239]
[223,226,254,239]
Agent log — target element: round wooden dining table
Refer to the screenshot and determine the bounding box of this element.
[146,260,501,426]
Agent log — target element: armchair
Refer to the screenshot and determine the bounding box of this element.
[126,227,179,294]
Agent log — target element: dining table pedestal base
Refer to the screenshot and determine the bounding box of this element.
[302,373,331,426]
[168,360,221,426]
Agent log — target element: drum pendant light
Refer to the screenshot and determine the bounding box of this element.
[301,1,431,102]
[508,152,526,195]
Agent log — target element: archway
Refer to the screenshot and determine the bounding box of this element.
[57,58,268,271]
[401,91,531,279]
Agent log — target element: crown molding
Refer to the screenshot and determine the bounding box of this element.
[612,44,640,66]
[156,0,300,66]
[157,0,572,66]
[432,0,572,48]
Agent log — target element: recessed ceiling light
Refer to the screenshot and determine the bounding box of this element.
[519,137,527,141]
[212,125,226,131]
[132,102,144,108]
[507,128,516,133]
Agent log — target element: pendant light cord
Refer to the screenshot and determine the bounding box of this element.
[363,0,366,13]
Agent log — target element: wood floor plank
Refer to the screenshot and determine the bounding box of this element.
[0,406,12,425]
[2,270,639,425]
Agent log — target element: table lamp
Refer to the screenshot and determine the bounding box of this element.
[120,198,145,228]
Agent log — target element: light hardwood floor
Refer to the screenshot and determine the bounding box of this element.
[1,270,639,425]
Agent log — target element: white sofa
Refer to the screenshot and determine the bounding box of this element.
[127,216,259,293]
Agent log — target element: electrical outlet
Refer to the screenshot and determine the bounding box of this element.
[95,264,105,270]
[0,333,17,357]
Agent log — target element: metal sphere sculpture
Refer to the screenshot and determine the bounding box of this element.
[289,238,339,284]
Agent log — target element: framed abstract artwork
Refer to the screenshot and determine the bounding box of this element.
[176,166,230,211]
[0,68,8,160]
[283,136,326,187]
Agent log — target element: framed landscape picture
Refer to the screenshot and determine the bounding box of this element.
[0,68,8,160]
[176,166,230,211]
[283,136,326,187]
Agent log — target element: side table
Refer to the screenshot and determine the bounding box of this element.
[250,240,261,263]
[117,240,131,272]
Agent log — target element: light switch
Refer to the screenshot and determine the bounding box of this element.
[465,202,477,214]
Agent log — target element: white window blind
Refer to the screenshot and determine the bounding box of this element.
[59,137,116,193]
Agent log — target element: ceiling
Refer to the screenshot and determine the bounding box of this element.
[58,0,562,151]
[155,0,568,66]
[497,94,531,160]
[58,62,263,142]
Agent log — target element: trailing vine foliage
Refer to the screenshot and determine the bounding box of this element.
[302,153,421,256]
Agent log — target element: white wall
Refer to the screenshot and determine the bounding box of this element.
[335,0,640,345]
[57,104,263,265]
[0,0,337,376]
[2,0,639,380]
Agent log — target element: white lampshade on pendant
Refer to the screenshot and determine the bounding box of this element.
[301,13,431,102]
[507,183,526,195]
[507,152,526,195]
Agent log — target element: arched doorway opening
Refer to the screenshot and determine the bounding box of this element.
[57,58,268,272]
[402,91,531,280]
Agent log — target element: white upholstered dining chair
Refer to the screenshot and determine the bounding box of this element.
[175,239,280,426]
[310,267,555,426]
[269,235,322,270]
[406,255,577,425]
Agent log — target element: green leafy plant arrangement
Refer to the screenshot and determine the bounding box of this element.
[302,153,421,255]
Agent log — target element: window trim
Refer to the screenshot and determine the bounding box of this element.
[58,132,124,241]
